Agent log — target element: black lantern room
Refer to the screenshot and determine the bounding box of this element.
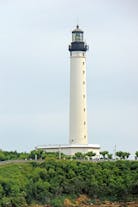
[69,25,88,52]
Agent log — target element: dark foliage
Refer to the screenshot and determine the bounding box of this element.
[0,159,138,207]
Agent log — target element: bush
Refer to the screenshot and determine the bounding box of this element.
[50,197,64,207]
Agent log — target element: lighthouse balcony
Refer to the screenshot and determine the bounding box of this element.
[69,42,88,52]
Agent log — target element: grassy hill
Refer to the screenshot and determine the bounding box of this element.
[0,159,138,207]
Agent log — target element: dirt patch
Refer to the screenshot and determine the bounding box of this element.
[77,201,138,207]
[30,200,138,207]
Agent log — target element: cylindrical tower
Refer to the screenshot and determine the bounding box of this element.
[69,25,88,145]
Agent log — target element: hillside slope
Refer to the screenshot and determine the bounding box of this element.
[0,160,138,207]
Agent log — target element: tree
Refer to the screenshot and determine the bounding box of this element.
[135,151,138,160]
[74,152,84,159]
[116,151,123,159]
[107,153,113,160]
[100,151,109,159]
[86,151,96,160]
[18,152,29,160]
[0,150,6,161]
[124,152,130,159]
[29,149,46,160]
[116,151,130,160]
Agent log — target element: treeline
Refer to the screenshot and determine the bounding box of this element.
[0,149,138,161]
[0,159,138,207]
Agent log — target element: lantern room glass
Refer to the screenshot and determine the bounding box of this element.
[72,32,83,42]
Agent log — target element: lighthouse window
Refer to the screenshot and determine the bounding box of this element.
[84,136,86,139]
[83,70,85,74]
[75,33,80,41]
[84,121,86,125]
[83,81,85,85]
[84,108,86,112]
[83,94,85,98]
[83,62,85,65]
[72,32,83,42]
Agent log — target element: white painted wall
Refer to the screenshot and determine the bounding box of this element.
[69,51,88,145]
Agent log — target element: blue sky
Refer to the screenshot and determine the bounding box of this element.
[0,0,138,156]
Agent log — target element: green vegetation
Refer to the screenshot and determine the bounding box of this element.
[0,149,68,161]
[0,149,136,162]
[115,151,130,160]
[0,157,138,207]
[135,151,138,160]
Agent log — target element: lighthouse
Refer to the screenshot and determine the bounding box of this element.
[36,26,100,157]
[69,25,88,145]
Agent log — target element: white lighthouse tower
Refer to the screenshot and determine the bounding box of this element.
[36,26,100,157]
[69,25,88,145]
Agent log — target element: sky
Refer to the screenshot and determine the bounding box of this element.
[0,0,138,157]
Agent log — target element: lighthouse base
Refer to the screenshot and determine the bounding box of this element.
[36,144,100,158]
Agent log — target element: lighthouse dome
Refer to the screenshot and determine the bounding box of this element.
[72,25,83,33]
